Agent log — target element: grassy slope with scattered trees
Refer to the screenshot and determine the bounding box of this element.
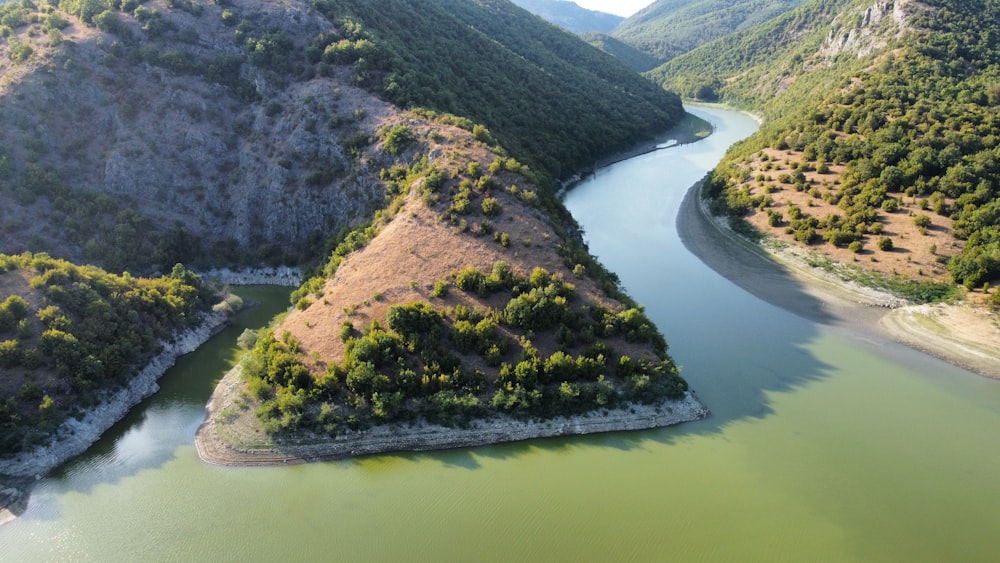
[649,0,1000,306]
[232,123,690,437]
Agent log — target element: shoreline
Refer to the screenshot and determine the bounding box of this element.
[195,366,710,467]
[559,110,714,195]
[0,308,232,526]
[679,178,1000,380]
[684,100,765,126]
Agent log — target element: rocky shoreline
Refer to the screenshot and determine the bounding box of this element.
[200,266,303,287]
[0,309,232,525]
[195,366,710,467]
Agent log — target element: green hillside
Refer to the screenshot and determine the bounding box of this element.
[0,255,216,454]
[613,0,806,63]
[0,0,693,458]
[582,32,662,72]
[653,0,1000,300]
[510,0,624,34]
[311,0,684,178]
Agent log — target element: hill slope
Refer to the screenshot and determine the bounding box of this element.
[652,0,1000,306]
[582,32,662,72]
[0,0,701,467]
[198,108,703,458]
[510,0,624,33]
[612,0,806,64]
[313,0,684,178]
[0,0,682,273]
[0,257,217,456]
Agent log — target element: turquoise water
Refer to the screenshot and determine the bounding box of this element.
[2,108,998,562]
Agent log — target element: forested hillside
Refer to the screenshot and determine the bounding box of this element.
[653,0,1000,304]
[582,32,662,72]
[0,0,682,274]
[310,0,684,179]
[510,0,623,34]
[611,0,806,64]
[0,0,696,460]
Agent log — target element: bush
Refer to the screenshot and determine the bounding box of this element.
[382,124,412,155]
[482,197,501,218]
[237,328,258,350]
[386,302,443,349]
[432,280,448,298]
[0,340,21,368]
[877,237,894,251]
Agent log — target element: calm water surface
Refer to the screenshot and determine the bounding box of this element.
[2,108,999,561]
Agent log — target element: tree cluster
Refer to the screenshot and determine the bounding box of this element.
[0,254,214,455]
[247,261,687,435]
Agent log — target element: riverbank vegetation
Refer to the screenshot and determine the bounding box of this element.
[652,0,1000,306]
[242,261,684,435]
[0,255,216,455]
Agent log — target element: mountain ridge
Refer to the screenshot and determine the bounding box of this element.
[510,0,624,34]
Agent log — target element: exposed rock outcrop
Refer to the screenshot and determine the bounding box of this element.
[820,0,921,59]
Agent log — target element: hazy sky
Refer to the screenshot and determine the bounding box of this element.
[572,0,654,18]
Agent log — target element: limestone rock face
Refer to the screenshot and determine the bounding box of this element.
[820,0,920,59]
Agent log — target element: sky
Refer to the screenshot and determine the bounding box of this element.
[571,0,654,18]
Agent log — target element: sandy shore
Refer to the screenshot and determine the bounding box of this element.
[678,179,1000,379]
[195,366,710,466]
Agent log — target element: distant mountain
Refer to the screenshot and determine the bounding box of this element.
[653,0,1000,297]
[582,32,662,72]
[613,0,807,63]
[510,0,624,34]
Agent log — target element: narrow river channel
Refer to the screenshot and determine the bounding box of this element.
[2,106,999,561]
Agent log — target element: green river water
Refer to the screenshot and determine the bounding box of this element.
[1,107,998,561]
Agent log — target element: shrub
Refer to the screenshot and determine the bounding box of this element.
[382,124,412,155]
[237,328,259,350]
[877,237,894,251]
[0,340,21,368]
[432,280,448,298]
[481,197,501,218]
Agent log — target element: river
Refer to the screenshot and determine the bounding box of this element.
[2,106,999,561]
